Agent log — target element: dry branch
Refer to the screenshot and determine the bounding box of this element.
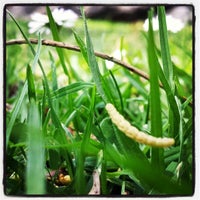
[6,38,149,81]
[6,38,192,105]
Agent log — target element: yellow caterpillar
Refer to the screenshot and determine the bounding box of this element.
[105,103,175,148]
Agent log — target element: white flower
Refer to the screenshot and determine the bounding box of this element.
[28,8,78,35]
[143,15,186,33]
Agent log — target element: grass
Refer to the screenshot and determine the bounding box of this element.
[5,5,193,196]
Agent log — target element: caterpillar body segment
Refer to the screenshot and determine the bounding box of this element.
[105,103,175,148]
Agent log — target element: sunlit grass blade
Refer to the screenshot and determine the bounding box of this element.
[26,100,45,194]
[73,30,88,63]
[147,9,164,168]
[80,7,108,103]
[157,6,180,140]
[46,6,69,78]
[158,6,174,89]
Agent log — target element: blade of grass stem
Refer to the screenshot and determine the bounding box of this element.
[49,51,58,91]
[157,6,180,140]
[26,100,45,194]
[49,51,59,112]
[75,86,96,194]
[6,82,27,148]
[27,64,36,101]
[100,154,107,194]
[158,6,174,90]
[81,7,108,103]
[46,6,69,79]
[73,31,88,64]
[109,70,124,111]
[148,9,164,168]
[82,86,96,151]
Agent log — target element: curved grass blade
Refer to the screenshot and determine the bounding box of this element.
[147,9,164,168]
[50,82,94,99]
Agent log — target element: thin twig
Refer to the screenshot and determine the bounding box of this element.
[6,38,192,105]
[6,38,149,81]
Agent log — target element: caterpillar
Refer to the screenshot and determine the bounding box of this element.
[105,103,175,148]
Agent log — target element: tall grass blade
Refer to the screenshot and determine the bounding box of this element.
[80,7,108,103]
[147,9,164,168]
[157,63,180,138]
[73,31,88,64]
[46,6,69,78]
[49,51,59,112]
[157,6,180,139]
[26,100,45,194]
[75,86,96,194]
[108,70,124,111]
[49,51,58,91]
[6,82,27,148]
[158,6,174,89]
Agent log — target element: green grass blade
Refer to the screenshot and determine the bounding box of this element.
[73,30,88,63]
[147,9,164,168]
[6,10,42,148]
[27,65,36,101]
[50,82,94,99]
[82,86,96,150]
[75,86,96,194]
[49,51,59,112]
[109,70,124,111]
[26,100,45,194]
[49,51,58,91]
[81,7,108,103]
[157,6,180,140]
[6,82,27,148]
[46,6,69,78]
[157,64,180,138]
[158,6,174,89]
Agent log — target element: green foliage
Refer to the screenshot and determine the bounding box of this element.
[147,9,164,168]
[5,6,193,196]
